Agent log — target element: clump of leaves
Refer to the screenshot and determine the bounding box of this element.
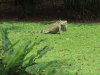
[0,29,57,75]
[0,20,3,24]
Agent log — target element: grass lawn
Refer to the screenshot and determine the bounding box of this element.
[0,20,100,75]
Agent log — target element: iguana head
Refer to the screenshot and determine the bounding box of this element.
[60,21,67,32]
[61,24,67,32]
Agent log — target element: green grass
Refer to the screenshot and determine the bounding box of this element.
[0,20,100,75]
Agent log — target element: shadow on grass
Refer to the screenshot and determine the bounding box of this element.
[70,22,100,27]
[0,20,54,33]
[29,59,75,75]
[0,20,53,25]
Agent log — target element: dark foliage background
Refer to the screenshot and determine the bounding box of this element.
[0,0,100,22]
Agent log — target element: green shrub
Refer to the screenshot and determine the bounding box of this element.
[0,20,3,24]
[0,29,57,75]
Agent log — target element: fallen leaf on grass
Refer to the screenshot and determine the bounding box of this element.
[76,72,78,75]
[97,68,100,70]
[95,46,99,48]
[66,38,69,40]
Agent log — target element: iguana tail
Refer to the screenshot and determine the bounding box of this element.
[32,30,50,34]
[32,31,42,33]
[25,31,42,33]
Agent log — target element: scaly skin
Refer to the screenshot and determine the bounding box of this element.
[30,20,67,34]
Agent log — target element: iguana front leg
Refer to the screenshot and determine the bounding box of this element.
[59,25,62,35]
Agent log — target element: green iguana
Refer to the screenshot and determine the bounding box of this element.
[28,20,67,34]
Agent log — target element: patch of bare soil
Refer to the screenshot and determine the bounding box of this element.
[0,1,100,23]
